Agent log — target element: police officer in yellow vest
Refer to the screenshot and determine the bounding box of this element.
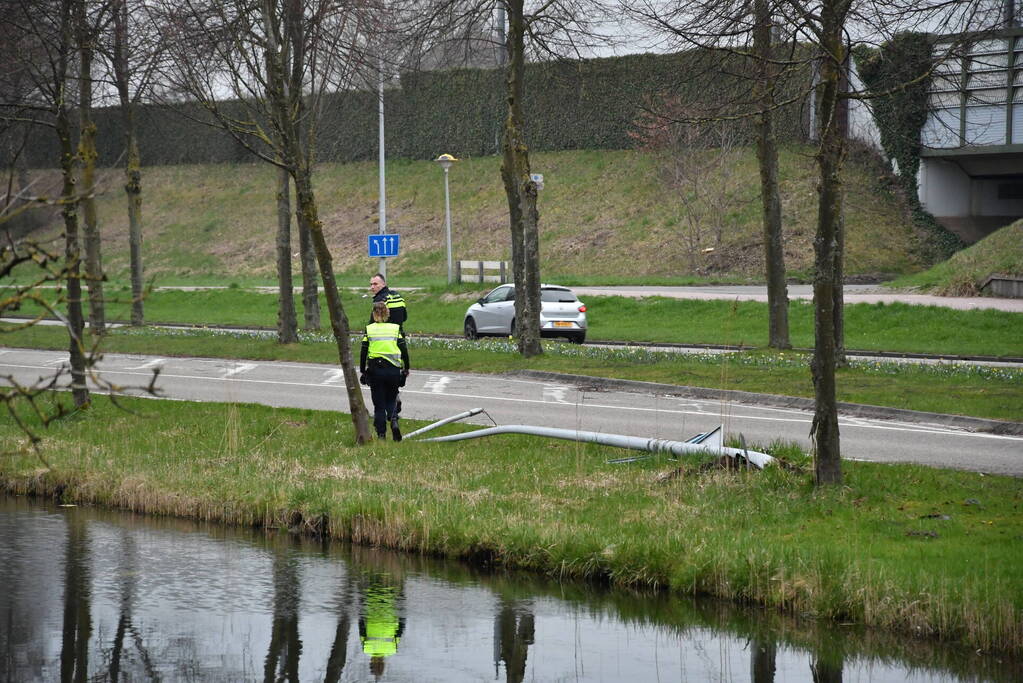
[360,301,411,440]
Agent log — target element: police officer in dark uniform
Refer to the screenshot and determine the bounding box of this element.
[369,273,407,328]
[369,273,407,424]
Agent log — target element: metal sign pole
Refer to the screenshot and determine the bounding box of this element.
[444,167,453,284]
[378,55,387,278]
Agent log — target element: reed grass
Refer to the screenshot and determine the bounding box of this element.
[2,396,1020,654]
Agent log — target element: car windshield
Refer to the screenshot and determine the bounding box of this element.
[540,288,578,303]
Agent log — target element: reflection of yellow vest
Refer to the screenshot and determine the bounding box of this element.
[364,322,403,368]
[361,586,400,657]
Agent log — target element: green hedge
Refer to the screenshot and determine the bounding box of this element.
[14,51,812,168]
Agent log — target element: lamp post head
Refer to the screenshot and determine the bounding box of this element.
[435,153,458,171]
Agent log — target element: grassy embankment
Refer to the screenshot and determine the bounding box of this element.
[2,396,1021,654]
[22,145,929,286]
[891,219,1023,294]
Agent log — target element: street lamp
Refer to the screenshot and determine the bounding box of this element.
[435,153,458,284]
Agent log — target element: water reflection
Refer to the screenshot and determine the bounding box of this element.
[0,494,1017,682]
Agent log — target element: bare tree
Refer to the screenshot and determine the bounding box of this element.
[104,0,164,327]
[399,0,613,358]
[74,0,114,335]
[153,0,376,442]
[626,0,998,484]
[632,99,749,271]
[625,1,797,350]
[753,0,790,349]
[2,196,159,458]
[0,0,91,408]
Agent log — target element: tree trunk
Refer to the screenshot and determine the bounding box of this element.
[57,1,89,409]
[751,639,777,683]
[810,655,843,683]
[810,4,849,487]
[297,207,320,330]
[113,0,144,327]
[294,175,372,443]
[260,0,369,443]
[833,62,851,367]
[76,0,105,334]
[753,0,790,350]
[499,0,542,358]
[275,165,299,343]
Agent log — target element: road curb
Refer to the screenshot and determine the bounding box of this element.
[509,370,1023,436]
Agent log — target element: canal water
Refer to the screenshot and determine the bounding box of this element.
[1,494,1017,682]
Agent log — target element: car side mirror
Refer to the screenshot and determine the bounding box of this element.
[477,297,485,305]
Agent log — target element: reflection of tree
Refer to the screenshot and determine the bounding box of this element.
[323,571,355,683]
[751,638,776,683]
[107,530,161,681]
[264,543,303,683]
[810,653,843,682]
[60,510,91,683]
[493,598,534,683]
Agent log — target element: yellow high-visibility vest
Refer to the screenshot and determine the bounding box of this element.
[364,322,403,368]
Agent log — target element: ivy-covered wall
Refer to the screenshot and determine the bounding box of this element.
[855,33,965,257]
[13,51,813,169]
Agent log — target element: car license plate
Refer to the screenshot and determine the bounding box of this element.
[553,321,572,328]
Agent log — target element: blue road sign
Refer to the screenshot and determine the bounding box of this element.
[368,233,400,258]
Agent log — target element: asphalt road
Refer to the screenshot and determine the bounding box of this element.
[571,285,1023,312]
[3,347,1021,477]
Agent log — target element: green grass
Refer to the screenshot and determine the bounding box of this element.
[4,324,1021,421]
[13,285,1023,357]
[890,220,1023,294]
[20,145,932,285]
[2,396,1020,653]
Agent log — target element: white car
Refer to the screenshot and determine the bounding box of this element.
[463,284,587,344]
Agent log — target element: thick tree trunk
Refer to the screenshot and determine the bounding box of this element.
[500,0,542,358]
[113,0,144,327]
[76,3,105,335]
[275,166,299,343]
[753,0,790,350]
[810,5,849,487]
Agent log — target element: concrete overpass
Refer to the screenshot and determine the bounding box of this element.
[918,27,1023,242]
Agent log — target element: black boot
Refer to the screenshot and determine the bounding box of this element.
[390,418,402,442]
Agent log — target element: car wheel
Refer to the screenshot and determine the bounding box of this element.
[570,333,585,344]
[509,319,516,338]
[464,317,478,340]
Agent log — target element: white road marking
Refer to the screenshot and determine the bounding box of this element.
[543,385,570,403]
[321,369,345,385]
[126,358,165,370]
[218,363,257,378]
[423,375,451,394]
